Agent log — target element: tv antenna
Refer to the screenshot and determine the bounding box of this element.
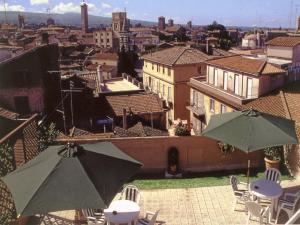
[3,0,8,24]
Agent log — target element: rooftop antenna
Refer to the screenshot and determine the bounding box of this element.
[295,4,300,33]
[290,0,294,29]
[3,0,7,24]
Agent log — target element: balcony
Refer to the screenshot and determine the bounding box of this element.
[186,101,205,116]
[189,77,253,108]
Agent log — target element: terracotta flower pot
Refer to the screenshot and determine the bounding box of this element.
[264,157,280,170]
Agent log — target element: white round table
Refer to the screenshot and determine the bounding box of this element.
[104,200,140,224]
[250,179,283,220]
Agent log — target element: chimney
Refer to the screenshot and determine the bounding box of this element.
[123,108,127,129]
[257,32,261,48]
[206,39,209,54]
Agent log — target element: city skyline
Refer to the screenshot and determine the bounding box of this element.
[1,0,300,28]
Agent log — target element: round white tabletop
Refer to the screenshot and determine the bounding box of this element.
[104,200,140,223]
[250,179,283,199]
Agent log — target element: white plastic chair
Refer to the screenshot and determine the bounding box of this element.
[120,184,141,204]
[82,209,106,225]
[230,175,250,211]
[265,168,281,184]
[245,201,270,225]
[137,210,160,225]
[276,190,300,224]
[285,208,300,225]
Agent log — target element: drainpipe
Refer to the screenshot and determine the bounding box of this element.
[123,108,127,129]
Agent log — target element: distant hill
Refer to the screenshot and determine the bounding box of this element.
[0,11,156,27]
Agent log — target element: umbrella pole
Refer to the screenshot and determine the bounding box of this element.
[247,159,250,185]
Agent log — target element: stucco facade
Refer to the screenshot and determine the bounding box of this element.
[143,60,206,126]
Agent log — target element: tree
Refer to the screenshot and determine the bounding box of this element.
[117,47,138,77]
[174,27,190,42]
[206,21,232,50]
[37,122,59,151]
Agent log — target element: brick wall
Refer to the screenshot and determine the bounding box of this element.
[56,135,265,173]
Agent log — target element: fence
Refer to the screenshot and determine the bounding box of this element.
[0,114,39,224]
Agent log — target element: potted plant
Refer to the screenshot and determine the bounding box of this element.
[217,142,235,155]
[264,145,283,169]
[174,122,190,136]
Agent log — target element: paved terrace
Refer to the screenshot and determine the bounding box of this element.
[27,180,300,225]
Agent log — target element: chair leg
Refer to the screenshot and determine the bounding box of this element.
[233,199,237,211]
[246,213,250,225]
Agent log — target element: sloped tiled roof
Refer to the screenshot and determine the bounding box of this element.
[90,52,118,60]
[206,55,285,76]
[105,93,163,116]
[143,47,211,66]
[266,37,300,47]
[0,107,19,120]
[243,81,300,139]
[243,91,286,118]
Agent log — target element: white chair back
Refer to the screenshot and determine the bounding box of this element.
[265,168,281,183]
[121,184,140,203]
[285,208,300,225]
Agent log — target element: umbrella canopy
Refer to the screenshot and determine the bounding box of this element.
[202,109,298,152]
[2,142,142,217]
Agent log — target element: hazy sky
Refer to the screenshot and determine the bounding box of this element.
[2,0,300,27]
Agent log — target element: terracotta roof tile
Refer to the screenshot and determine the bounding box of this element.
[207,55,285,76]
[244,81,300,139]
[242,90,286,118]
[105,93,163,116]
[0,107,19,120]
[143,47,210,66]
[266,37,300,47]
[90,52,119,61]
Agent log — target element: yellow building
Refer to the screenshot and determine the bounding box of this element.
[188,55,286,135]
[142,47,211,127]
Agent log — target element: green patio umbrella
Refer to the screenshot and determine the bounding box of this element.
[2,142,142,217]
[202,109,298,182]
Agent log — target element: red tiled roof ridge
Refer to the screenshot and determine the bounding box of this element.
[279,90,292,120]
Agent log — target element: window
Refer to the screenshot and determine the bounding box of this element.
[14,96,30,114]
[223,72,228,90]
[107,39,109,43]
[152,64,154,70]
[168,68,171,76]
[101,39,104,43]
[247,78,253,98]
[234,74,239,95]
[157,64,159,72]
[214,69,218,86]
[209,99,215,112]
[162,67,165,74]
[197,66,202,74]
[221,104,226,114]
[167,86,171,100]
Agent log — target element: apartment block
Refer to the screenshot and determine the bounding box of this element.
[187,55,286,135]
[142,47,211,127]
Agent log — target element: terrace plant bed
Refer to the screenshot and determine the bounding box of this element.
[129,167,293,190]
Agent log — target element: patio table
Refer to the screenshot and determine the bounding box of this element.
[250,179,283,220]
[104,200,140,225]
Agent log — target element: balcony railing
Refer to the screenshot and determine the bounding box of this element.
[189,78,255,107]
